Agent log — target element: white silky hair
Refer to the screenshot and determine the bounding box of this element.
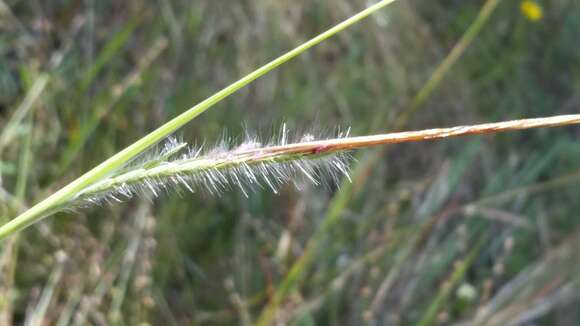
[73,127,353,207]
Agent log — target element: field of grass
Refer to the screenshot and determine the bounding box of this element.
[1,0,580,324]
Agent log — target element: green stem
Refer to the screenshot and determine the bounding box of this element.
[0,0,399,240]
[394,0,502,127]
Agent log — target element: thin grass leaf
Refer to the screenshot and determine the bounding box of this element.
[0,0,400,240]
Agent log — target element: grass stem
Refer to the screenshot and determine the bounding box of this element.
[0,0,399,240]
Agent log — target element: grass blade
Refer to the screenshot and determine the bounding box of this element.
[0,0,399,239]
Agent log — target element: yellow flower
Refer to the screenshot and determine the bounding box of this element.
[520,0,543,22]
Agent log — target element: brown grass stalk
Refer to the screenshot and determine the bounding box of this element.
[257,114,580,157]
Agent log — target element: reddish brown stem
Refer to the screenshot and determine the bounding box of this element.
[247,114,580,157]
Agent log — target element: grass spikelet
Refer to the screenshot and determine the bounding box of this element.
[74,129,353,205]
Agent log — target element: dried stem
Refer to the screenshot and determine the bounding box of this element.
[252,114,580,156]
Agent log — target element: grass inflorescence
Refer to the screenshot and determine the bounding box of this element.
[75,129,352,204]
[73,114,580,210]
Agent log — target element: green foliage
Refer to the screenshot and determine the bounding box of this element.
[1,0,580,325]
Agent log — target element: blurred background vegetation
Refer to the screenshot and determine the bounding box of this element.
[1,0,580,325]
